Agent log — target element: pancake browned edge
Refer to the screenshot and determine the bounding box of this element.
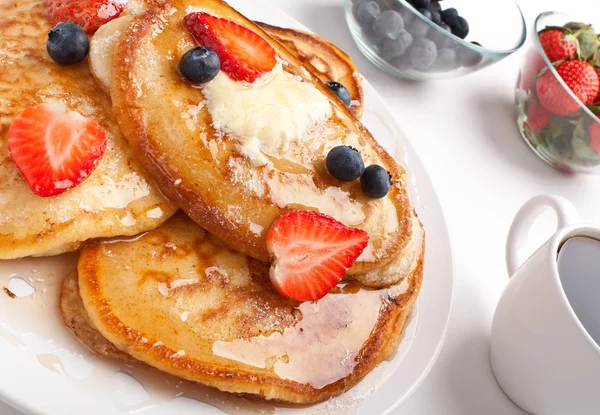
[257,22,363,119]
[111,0,415,279]
[61,214,424,404]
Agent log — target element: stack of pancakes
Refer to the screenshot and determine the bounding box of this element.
[0,0,424,404]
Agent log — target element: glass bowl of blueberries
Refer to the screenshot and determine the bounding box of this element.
[345,0,527,80]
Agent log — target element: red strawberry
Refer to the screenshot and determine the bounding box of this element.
[520,48,546,92]
[589,122,600,154]
[8,103,107,197]
[45,0,126,34]
[184,12,277,83]
[266,210,369,302]
[595,67,600,103]
[525,96,551,133]
[538,29,577,63]
[536,60,599,116]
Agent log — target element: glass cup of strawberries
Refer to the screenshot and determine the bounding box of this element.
[516,12,600,173]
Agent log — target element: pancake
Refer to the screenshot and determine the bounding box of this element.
[256,22,363,119]
[111,0,416,280]
[0,0,177,259]
[71,212,423,404]
[89,16,364,119]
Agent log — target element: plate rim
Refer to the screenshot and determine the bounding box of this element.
[0,1,455,413]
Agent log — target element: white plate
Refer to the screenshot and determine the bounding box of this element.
[0,1,454,414]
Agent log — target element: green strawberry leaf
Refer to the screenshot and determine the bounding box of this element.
[572,137,599,159]
[538,128,550,148]
[523,127,538,147]
[547,117,575,158]
[564,22,587,32]
[541,25,573,34]
[575,27,599,59]
[594,47,600,65]
[588,105,600,115]
[550,116,569,139]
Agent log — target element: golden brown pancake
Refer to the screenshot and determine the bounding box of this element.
[89,16,364,119]
[110,0,417,281]
[70,212,423,403]
[257,22,363,118]
[0,0,177,259]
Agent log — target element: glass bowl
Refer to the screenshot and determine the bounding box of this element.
[344,0,526,80]
[516,12,600,174]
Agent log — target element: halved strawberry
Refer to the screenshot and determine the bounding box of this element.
[184,12,277,83]
[8,103,107,197]
[45,0,127,34]
[266,210,369,302]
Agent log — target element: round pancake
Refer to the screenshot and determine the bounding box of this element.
[257,22,363,119]
[0,0,177,259]
[111,0,414,279]
[76,212,423,403]
[60,272,136,363]
[89,16,364,120]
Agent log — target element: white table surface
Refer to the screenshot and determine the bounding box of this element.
[3,0,600,414]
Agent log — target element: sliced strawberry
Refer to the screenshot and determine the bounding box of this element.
[45,0,127,34]
[8,103,107,197]
[266,210,369,302]
[184,12,277,83]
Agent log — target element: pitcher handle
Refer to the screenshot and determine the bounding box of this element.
[506,195,579,276]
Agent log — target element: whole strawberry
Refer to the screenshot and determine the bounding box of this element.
[595,67,600,103]
[525,96,551,133]
[519,48,546,92]
[45,0,126,34]
[539,29,577,63]
[589,122,600,154]
[536,60,599,116]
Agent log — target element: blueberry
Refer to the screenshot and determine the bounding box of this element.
[430,11,442,25]
[356,1,380,26]
[373,10,404,40]
[408,37,437,70]
[428,1,441,13]
[375,0,391,11]
[408,0,430,9]
[439,22,451,32]
[443,15,459,30]
[406,18,430,38]
[397,5,415,24]
[390,53,412,71]
[432,48,458,72]
[362,26,382,46]
[46,23,89,66]
[324,82,351,107]
[381,31,413,60]
[428,24,452,49]
[441,8,458,24]
[326,146,365,182]
[360,165,392,198]
[451,16,469,39]
[418,9,432,20]
[179,46,220,84]
[458,41,483,67]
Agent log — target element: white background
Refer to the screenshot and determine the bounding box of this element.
[4,0,600,414]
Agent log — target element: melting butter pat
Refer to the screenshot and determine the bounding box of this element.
[202,64,331,165]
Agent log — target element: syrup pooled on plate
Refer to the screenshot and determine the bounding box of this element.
[0,233,418,414]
